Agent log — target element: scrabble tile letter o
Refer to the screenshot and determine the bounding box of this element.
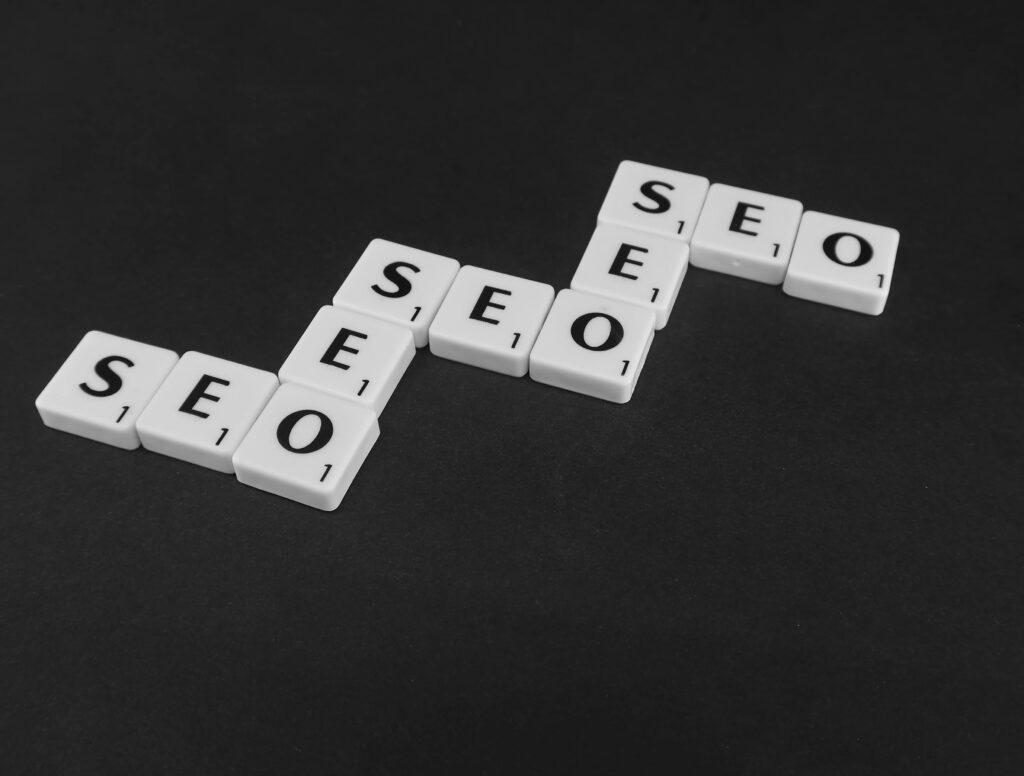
[529,289,657,403]
[782,212,899,315]
[232,383,380,511]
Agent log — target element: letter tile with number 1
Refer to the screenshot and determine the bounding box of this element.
[597,160,710,242]
[279,306,415,415]
[529,289,657,403]
[35,331,178,450]
[232,383,379,511]
[571,224,689,329]
[690,183,803,284]
[136,352,278,472]
[782,212,899,315]
[333,239,460,347]
[428,266,555,377]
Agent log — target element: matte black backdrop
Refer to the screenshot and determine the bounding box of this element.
[2,3,1022,774]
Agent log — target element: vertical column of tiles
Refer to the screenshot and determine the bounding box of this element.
[279,306,415,415]
[428,266,555,377]
[35,331,178,449]
[136,352,279,472]
[597,160,710,242]
[332,239,460,347]
[529,289,657,403]
[690,183,803,284]
[233,383,379,511]
[570,224,689,329]
[782,212,900,315]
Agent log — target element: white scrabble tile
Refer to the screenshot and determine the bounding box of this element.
[279,306,415,415]
[529,289,656,404]
[428,266,555,377]
[690,183,803,284]
[332,239,460,348]
[35,331,178,450]
[597,160,710,242]
[782,212,900,315]
[570,224,689,329]
[135,352,278,473]
[232,383,379,511]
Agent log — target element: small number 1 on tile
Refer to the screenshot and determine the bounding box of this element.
[621,360,629,376]
[511,332,521,349]
[357,379,369,396]
[320,464,332,482]
[411,306,422,321]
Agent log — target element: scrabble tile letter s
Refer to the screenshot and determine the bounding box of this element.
[597,161,710,243]
[333,239,460,347]
[35,331,179,450]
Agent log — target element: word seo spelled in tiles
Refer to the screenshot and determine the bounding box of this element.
[36,160,899,510]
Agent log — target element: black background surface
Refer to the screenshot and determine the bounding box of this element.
[2,3,1023,773]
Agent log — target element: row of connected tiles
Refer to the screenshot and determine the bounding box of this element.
[36,160,899,509]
